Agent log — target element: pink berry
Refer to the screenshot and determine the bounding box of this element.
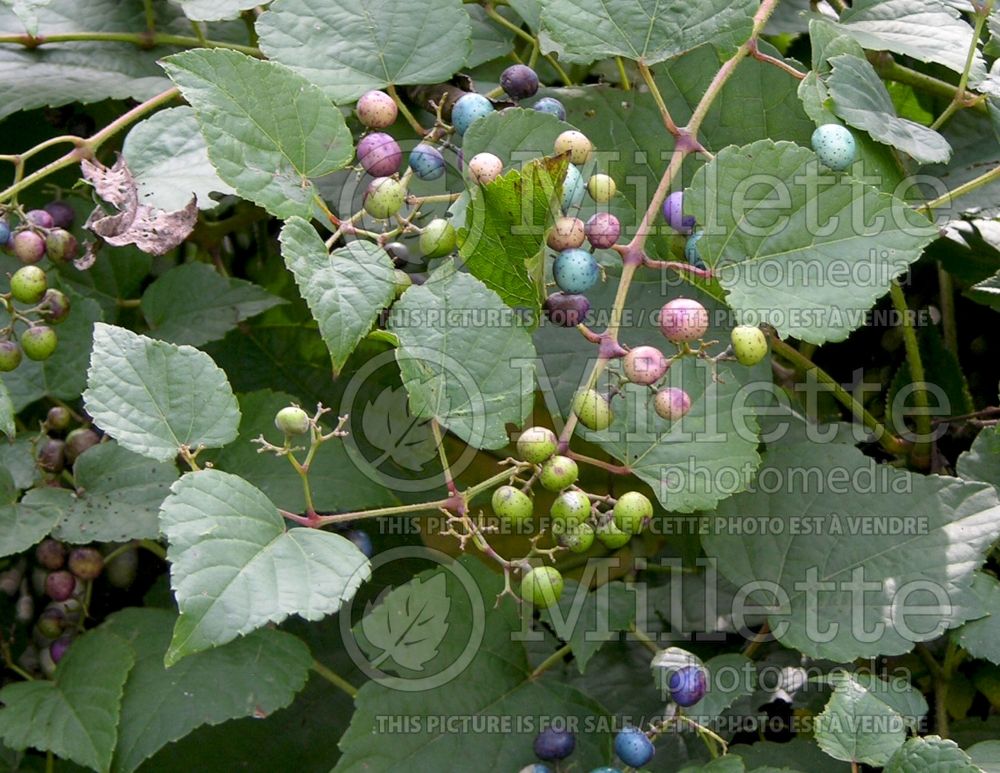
[623,346,669,385]
[585,212,621,249]
[45,570,75,601]
[659,298,709,343]
[25,209,54,229]
[356,132,402,177]
[654,387,692,421]
[356,90,398,129]
[12,231,46,264]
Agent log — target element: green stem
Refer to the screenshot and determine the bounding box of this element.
[615,56,631,90]
[636,60,678,135]
[315,499,453,525]
[769,336,906,456]
[938,263,958,356]
[929,0,993,131]
[46,750,54,773]
[530,642,572,678]
[872,56,989,116]
[889,281,932,468]
[137,539,167,560]
[386,83,426,136]
[919,164,1000,213]
[0,32,260,56]
[481,5,571,85]
[6,661,34,681]
[143,0,156,32]
[311,659,358,698]
[629,624,658,654]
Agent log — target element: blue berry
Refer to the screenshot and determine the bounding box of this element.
[553,248,599,293]
[0,220,9,246]
[614,727,655,767]
[684,230,705,269]
[534,727,575,760]
[561,163,585,213]
[409,143,445,181]
[533,97,566,121]
[668,664,708,707]
[451,93,494,135]
[811,124,856,171]
[345,529,373,558]
[500,64,540,100]
[589,769,623,773]
[518,766,553,773]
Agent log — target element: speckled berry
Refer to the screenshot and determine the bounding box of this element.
[518,766,553,773]
[356,132,402,177]
[44,201,75,229]
[451,93,494,135]
[45,229,78,263]
[12,231,45,264]
[669,664,708,706]
[35,539,66,570]
[596,521,630,549]
[408,143,445,181]
[68,547,103,581]
[585,212,620,249]
[520,566,564,609]
[534,727,575,760]
[532,97,566,121]
[662,191,695,234]
[20,325,56,361]
[654,387,692,421]
[419,218,456,258]
[623,345,669,385]
[492,485,533,523]
[561,163,585,213]
[811,124,856,171]
[550,490,591,529]
[275,406,310,435]
[393,269,412,298]
[615,727,655,768]
[613,491,653,534]
[553,248,599,294]
[364,177,406,218]
[547,216,585,251]
[516,426,557,463]
[543,292,590,327]
[573,389,612,430]
[0,341,22,372]
[539,455,579,491]
[500,64,540,100]
[731,325,768,366]
[468,152,503,184]
[559,522,594,553]
[554,130,592,165]
[659,298,709,343]
[25,209,54,229]
[9,265,47,304]
[38,289,70,324]
[356,90,398,129]
[587,173,616,203]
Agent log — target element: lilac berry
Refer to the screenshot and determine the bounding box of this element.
[585,212,620,249]
[356,90,398,129]
[24,209,54,229]
[662,191,695,234]
[45,570,75,601]
[356,132,402,177]
[49,636,71,664]
[654,387,692,421]
[44,201,75,229]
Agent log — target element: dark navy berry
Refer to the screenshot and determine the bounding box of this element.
[614,727,655,767]
[384,241,413,266]
[811,124,856,171]
[346,529,374,558]
[44,201,75,229]
[0,220,10,245]
[668,664,708,706]
[500,64,540,100]
[532,97,566,121]
[543,292,590,327]
[451,93,494,135]
[553,248,599,294]
[534,727,575,760]
[408,143,445,181]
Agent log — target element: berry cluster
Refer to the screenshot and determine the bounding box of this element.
[519,723,658,771]
[0,202,76,371]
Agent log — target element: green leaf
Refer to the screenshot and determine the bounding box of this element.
[538,0,756,65]
[170,0,259,21]
[140,263,284,347]
[101,608,311,773]
[828,54,951,164]
[687,139,937,343]
[958,425,1000,489]
[0,628,134,773]
[731,738,850,772]
[465,5,514,68]
[815,672,906,766]
[702,440,1000,660]
[122,106,236,212]
[966,270,1000,312]
[160,49,353,220]
[2,297,102,412]
[835,0,988,86]
[40,441,179,543]
[360,573,451,672]
[954,572,1000,665]
[0,378,13,439]
[884,735,978,773]
[460,155,566,313]
[388,264,536,450]
[256,0,472,104]
[280,218,397,373]
[0,438,38,490]
[83,323,240,462]
[159,469,370,665]
[53,244,152,323]
[539,580,637,673]
[968,740,1000,772]
[0,478,63,558]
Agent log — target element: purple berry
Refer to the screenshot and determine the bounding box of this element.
[45,570,75,601]
[24,209,54,229]
[44,201,75,229]
[45,229,78,263]
[543,292,590,327]
[669,664,708,706]
[384,241,412,266]
[662,191,695,234]
[68,546,103,581]
[65,428,100,463]
[357,132,402,177]
[39,289,71,324]
[500,64,540,100]
[49,636,71,664]
[585,212,621,249]
[12,231,46,264]
[35,539,66,570]
[534,728,575,761]
[356,90,398,129]
[37,438,66,473]
[46,406,71,431]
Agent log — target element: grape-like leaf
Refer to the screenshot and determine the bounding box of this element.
[815,672,906,766]
[0,628,134,773]
[83,323,240,462]
[954,572,1000,665]
[161,49,353,220]
[360,573,451,672]
[0,378,13,439]
[160,469,370,664]
[884,735,979,773]
[170,0,259,21]
[0,481,63,558]
[360,385,439,471]
[256,0,472,104]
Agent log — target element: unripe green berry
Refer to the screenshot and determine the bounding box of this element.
[491,485,533,523]
[519,566,564,608]
[105,546,138,589]
[558,522,594,553]
[393,269,412,298]
[36,608,64,639]
[596,521,631,549]
[539,455,579,491]
[364,176,405,218]
[20,325,57,361]
[572,389,613,431]
[10,265,47,304]
[613,491,653,534]
[586,174,616,203]
[516,426,557,464]
[554,131,592,165]
[550,489,591,529]
[419,218,457,258]
[731,325,768,366]
[274,406,310,436]
[0,340,22,372]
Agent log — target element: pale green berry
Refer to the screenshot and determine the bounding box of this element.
[393,269,412,298]
[491,485,533,523]
[554,130,592,165]
[613,491,653,534]
[364,176,406,218]
[572,389,613,430]
[550,489,591,529]
[731,325,768,366]
[559,522,595,553]
[539,455,579,491]
[274,406,310,435]
[520,566,564,608]
[596,521,631,549]
[586,174,616,203]
[516,426,557,463]
[419,218,457,258]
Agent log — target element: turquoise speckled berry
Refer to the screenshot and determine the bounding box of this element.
[451,93,494,135]
[553,248,599,293]
[561,163,585,213]
[614,727,655,768]
[684,230,705,269]
[532,97,566,121]
[811,124,856,171]
[408,144,446,181]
